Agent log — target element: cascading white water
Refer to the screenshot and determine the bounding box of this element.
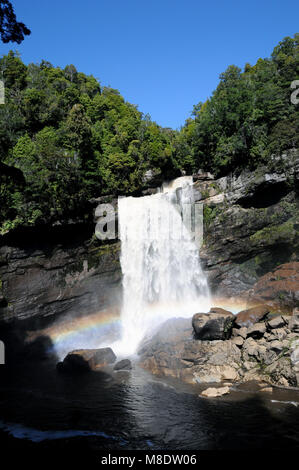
[114,176,211,356]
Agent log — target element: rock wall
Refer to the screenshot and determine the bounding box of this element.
[197,149,299,299]
[0,224,121,327]
[0,149,298,329]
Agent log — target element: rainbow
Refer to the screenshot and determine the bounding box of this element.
[26,308,121,360]
[25,298,252,360]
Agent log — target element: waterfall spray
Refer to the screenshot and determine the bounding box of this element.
[115,176,211,356]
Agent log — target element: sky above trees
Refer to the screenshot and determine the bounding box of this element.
[0,0,298,128]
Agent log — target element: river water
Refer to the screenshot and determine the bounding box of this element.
[1,355,299,454]
[1,177,299,458]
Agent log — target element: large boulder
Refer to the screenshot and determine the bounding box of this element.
[235,305,270,328]
[192,308,235,340]
[232,327,247,339]
[58,347,116,373]
[138,317,241,384]
[267,315,287,329]
[247,322,266,339]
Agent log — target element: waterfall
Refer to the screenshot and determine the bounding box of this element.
[114,176,211,356]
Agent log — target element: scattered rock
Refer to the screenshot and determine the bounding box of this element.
[271,328,288,341]
[201,386,230,398]
[139,307,298,388]
[247,322,266,339]
[269,340,285,354]
[235,305,270,328]
[231,336,244,347]
[268,315,286,329]
[232,327,247,339]
[58,347,116,373]
[192,310,235,340]
[264,357,297,387]
[114,359,132,371]
[242,337,260,359]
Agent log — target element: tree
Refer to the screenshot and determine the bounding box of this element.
[0,0,30,44]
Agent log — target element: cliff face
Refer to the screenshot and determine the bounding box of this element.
[0,150,298,328]
[0,225,121,327]
[197,149,299,304]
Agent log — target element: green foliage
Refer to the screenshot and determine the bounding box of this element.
[0,52,178,231]
[178,34,299,176]
[203,205,218,227]
[0,34,298,233]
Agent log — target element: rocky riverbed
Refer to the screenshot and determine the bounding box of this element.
[138,305,299,392]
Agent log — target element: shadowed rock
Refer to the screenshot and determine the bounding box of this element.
[192,309,235,340]
[247,322,266,339]
[58,347,116,373]
[267,315,287,329]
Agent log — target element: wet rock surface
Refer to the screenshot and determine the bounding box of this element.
[201,386,230,398]
[58,347,117,373]
[139,306,299,388]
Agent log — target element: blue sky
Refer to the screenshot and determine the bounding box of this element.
[1,0,298,129]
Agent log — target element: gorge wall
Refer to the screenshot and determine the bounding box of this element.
[0,225,121,328]
[0,149,298,332]
[197,149,299,309]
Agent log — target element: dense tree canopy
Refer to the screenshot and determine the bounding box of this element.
[0,34,298,233]
[0,52,180,232]
[181,33,299,176]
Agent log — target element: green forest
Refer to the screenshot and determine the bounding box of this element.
[0,33,298,234]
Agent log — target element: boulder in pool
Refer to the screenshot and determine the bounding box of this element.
[201,386,230,398]
[57,347,116,373]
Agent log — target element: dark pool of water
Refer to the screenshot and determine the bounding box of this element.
[0,356,299,456]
